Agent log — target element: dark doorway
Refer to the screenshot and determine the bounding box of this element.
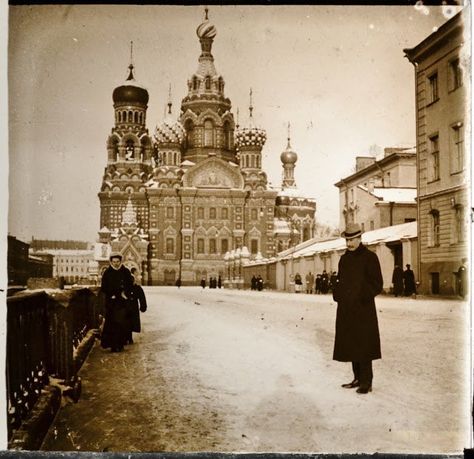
[430,272,440,294]
[388,242,403,269]
[164,269,176,286]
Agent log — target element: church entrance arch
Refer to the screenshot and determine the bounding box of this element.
[164,269,176,285]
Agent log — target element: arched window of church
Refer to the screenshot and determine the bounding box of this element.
[204,120,214,147]
[218,77,224,93]
[257,156,261,168]
[128,111,133,123]
[185,120,194,148]
[303,227,310,241]
[117,112,121,123]
[193,76,198,91]
[174,152,178,165]
[205,76,211,90]
[134,112,138,123]
[125,139,135,161]
[251,208,258,220]
[251,155,255,168]
[123,111,127,122]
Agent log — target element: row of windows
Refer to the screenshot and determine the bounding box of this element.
[191,75,224,93]
[116,110,145,124]
[428,122,464,182]
[428,205,465,247]
[163,238,261,255]
[427,57,462,104]
[241,154,262,169]
[185,119,233,150]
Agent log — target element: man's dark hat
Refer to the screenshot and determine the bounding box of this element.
[341,222,362,239]
[109,251,122,260]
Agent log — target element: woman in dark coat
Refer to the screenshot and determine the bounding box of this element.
[100,253,134,352]
[333,223,383,394]
[392,265,404,297]
[125,268,148,344]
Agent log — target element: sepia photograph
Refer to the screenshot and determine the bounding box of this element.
[2,1,472,455]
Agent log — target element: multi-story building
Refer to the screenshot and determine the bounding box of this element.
[334,146,417,231]
[404,10,469,295]
[97,9,316,285]
[7,235,30,286]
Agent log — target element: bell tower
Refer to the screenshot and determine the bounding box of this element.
[180,8,236,164]
[98,42,153,234]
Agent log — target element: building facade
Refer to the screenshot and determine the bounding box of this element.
[334,146,417,232]
[404,11,469,295]
[97,10,316,285]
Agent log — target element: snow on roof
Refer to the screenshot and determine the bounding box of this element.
[31,249,94,256]
[359,185,417,203]
[278,187,300,197]
[181,160,195,166]
[273,218,291,234]
[279,221,417,260]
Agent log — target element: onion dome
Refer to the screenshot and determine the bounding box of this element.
[154,99,185,145]
[235,89,267,149]
[196,7,217,40]
[280,123,298,164]
[113,63,149,106]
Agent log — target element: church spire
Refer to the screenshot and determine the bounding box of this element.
[127,41,135,81]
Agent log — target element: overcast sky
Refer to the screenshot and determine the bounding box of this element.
[7,4,463,243]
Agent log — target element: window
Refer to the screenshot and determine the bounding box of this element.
[209,207,216,219]
[209,238,216,254]
[448,58,462,91]
[221,238,228,254]
[197,207,204,219]
[185,120,194,148]
[429,135,440,181]
[166,238,174,254]
[223,121,232,149]
[430,210,440,247]
[251,239,258,255]
[166,207,174,218]
[370,220,374,231]
[428,73,439,103]
[454,205,465,243]
[204,120,214,147]
[222,208,228,219]
[197,238,205,254]
[205,76,211,90]
[251,208,258,220]
[451,123,464,173]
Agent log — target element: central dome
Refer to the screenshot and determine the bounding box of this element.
[113,64,149,106]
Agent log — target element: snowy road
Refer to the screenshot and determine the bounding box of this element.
[42,287,471,453]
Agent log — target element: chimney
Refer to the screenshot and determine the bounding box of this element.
[355,156,376,172]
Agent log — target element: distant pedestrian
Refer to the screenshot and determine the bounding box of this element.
[306,271,314,294]
[391,265,404,297]
[125,268,147,345]
[403,264,416,297]
[333,223,383,395]
[315,274,322,294]
[330,271,338,293]
[294,273,302,293]
[457,258,468,299]
[257,275,264,291]
[175,277,181,289]
[218,275,222,289]
[200,277,206,289]
[321,270,329,294]
[100,252,133,353]
[251,275,257,290]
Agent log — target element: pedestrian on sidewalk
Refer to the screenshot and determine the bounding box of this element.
[403,264,416,297]
[391,265,404,297]
[200,277,206,289]
[332,223,383,394]
[124,268,148,345]
[457,258,468,299]
[100,252,134,353]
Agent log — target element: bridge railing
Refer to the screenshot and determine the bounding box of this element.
[6,287,102,440]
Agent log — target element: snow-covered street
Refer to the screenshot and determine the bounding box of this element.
[41,287,471,453]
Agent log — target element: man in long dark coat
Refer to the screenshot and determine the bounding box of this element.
[403,264,416,296]
[100,252,134,352]
[392,265,404,297]
[332,223,383,394]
